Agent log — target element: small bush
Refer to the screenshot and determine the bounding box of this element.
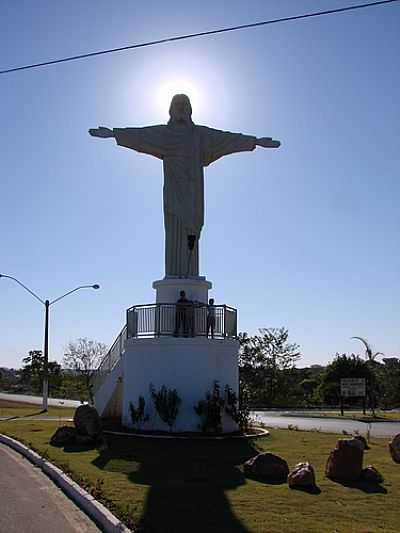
[129,396,149,430]
[194,381,225,433]
[224,383,252,432]
[150,384,181,431]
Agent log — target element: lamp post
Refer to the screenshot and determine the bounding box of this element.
[0,274,100,411]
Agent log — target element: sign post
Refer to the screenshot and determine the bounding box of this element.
[340,378,366,416]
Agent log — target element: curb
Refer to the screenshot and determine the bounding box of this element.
[0,433,131,533]
[281,414,400,423]
[104,427,270,440]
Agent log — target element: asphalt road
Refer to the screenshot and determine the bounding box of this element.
[0,443,100,533]
[1,393,399,437]
[253,411,400,437]
[0,392,81,408]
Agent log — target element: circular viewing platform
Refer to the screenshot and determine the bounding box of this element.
[127,303,237,339]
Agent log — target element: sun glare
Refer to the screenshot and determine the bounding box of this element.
[157,80,200,115]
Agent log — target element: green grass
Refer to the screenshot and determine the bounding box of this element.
[1,420,399,532]
[0,399,75,418]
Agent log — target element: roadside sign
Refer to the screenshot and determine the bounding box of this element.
[340,378,366,397]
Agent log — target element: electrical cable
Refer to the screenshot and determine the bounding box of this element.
[1,0,399,75]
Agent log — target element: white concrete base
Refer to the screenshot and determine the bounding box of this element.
[122,336,239,432]
[153,276,212,304]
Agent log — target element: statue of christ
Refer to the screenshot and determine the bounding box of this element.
[89,94,280,277]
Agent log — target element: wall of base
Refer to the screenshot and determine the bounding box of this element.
[122,336,239,432]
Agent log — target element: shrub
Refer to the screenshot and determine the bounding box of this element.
[129,396,149,429]
[194,381,225,433]
[224,383,252,432]
[150,384,181,431]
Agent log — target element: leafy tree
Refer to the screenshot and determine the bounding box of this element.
[57,372,89,401]
[377,358,400,409]
[299,377,320,405]
[0,368,18,391]
[63,338,107,403]
[318,353,373,409]
[19,350,61,394]
[239,328,301,406]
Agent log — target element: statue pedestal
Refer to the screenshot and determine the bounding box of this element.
[122,336,239,432]
[153,276,212,304]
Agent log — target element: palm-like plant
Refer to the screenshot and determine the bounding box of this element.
[351,337,384,417]
[351,337,384,362]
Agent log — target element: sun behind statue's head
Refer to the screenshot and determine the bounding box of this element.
[168,94,193,125]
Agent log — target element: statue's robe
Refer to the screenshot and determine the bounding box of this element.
[113,123,256,277]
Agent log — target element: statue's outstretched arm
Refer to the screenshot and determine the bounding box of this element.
[255,137,281,148]
[88,127,115,138]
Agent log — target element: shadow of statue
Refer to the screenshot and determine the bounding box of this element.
[93,434,259,533]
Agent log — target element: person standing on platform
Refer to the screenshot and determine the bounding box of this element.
[207,298,216,338]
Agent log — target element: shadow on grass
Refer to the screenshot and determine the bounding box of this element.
[63,440,103,453]
[243,472,287,486]
[289,485,322,495]
[333,479,387,494]
[93,434,260,533]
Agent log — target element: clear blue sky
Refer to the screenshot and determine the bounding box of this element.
[1,0,399,369]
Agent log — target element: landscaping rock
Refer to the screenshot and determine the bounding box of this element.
[244,453,289,482]
[389,434,400,464]
[50,426,77,447]
[73,404,102,439]
[288,462,316,489]
[325,438,364,482]
[75,434,97,446]
[354,435,370,450]
[361,465,384,483]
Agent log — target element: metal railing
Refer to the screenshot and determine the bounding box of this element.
[127,303,237,339]
[91,324,127,396]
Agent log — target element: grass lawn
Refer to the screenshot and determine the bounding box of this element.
[1,420,399,532]
[0,399,75,418]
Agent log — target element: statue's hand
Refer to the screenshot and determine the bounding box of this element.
[88,127,114,138]
[256,137,281,148]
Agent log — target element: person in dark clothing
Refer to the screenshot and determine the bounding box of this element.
[174,290,191,337]
[207,298,216,338]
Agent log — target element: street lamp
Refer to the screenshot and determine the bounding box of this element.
[0,274,100,411]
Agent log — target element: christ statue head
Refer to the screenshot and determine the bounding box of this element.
[168,94,193,125]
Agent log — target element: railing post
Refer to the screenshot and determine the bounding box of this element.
[234,308,238,338]
[223,305,227,338]
[156,304,161,337]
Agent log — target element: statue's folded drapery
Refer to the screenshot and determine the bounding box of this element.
[113,124,256,276]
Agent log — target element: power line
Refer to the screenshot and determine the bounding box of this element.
[1,0,399,75]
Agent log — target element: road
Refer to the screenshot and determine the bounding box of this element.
[1,393,399,437]
[0,443,100,533]
[253,411,400,437]
[0,392,81,407]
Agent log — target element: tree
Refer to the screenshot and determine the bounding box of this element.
[351,338,384,416]
[318,353,373,410]
[18,350,61,395]
[63,338,107,403]
[239,328,301,406]
[377,358,400,409]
